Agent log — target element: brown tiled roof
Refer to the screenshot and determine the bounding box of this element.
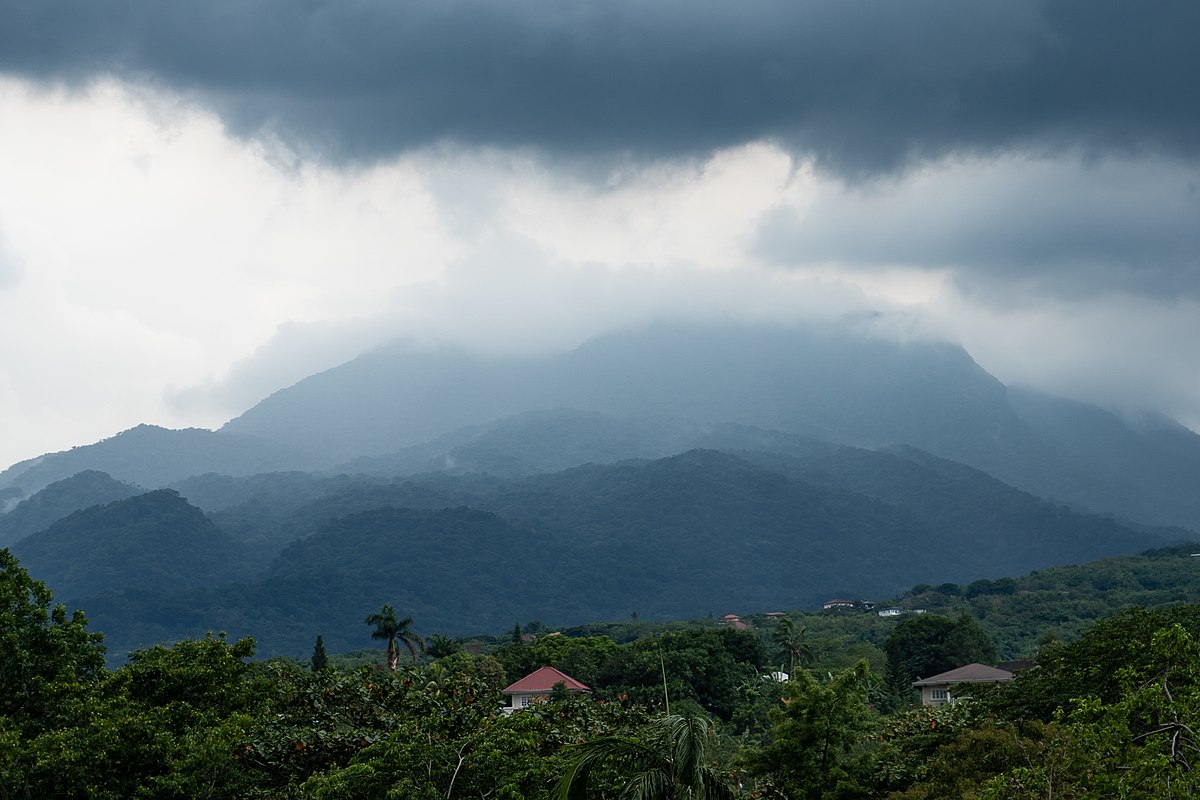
[913,663,1014,686]
[503,666,591,694]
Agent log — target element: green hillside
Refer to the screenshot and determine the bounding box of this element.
[66,446,1164,659]
[11,490,255,601]
[0,470,142,548]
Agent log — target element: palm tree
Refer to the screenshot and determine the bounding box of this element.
[364,604,424,671]
[555,713,739,800]
[424,632,461,659]
[772,617,813,678]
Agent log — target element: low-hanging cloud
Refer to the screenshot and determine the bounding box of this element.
[170,225,881,423]
[753,154,1200,301]
[939,294,1200,433]
[2,0,1198,175]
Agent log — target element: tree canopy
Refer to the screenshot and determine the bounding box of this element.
[0,548,105,727]
[884,613,996,697]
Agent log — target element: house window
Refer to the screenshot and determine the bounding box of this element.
[520,694,538,707]
[931,688,950,702]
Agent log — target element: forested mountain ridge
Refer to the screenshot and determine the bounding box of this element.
[332,407,688,478]
[1006,387,1200,527]
[3,322,1200,531]
[731,440,1171,565]
[18,446,1164,660]
[0,424,319,499]
[182,442,1170,581]
[0,469,142,548]
[212,322,1200,530]
[222,323,1024,463]
[10,489,255,602]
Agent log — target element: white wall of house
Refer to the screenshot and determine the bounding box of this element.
[920,685,952,706]
[501,690,551,715]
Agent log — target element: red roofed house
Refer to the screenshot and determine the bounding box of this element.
[913,663,1014,706]
[502,666,591,714]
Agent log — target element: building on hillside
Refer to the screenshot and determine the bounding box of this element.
[913,663,1014,706]
[822,599,858,610]
[501,666,591,715]
[877,607,902,617]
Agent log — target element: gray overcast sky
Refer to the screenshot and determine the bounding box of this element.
[1,0,1199,469]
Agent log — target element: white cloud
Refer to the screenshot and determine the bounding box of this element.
[1,74,1198,471]
[123,130,886,425]
[0,77,456,466]
[0,229,21,289]
[502,142,796,271]
[936,294,1200,429]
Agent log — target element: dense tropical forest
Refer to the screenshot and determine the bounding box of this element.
[7,544,1200,798]
[0,444,1179,661]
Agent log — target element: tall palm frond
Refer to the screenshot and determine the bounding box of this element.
[555,713,739,800]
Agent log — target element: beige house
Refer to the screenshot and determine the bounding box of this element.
[501,666,591,715]
[913,663,1014,706]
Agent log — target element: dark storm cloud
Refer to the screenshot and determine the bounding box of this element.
[2,0,1198,173]
[753,157,1200,299]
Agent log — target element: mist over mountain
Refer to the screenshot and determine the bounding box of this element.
[0,424,318,499]
[333,408,688,478]
[5,322,1200,532]
[1003,388,1200,527]
[219,322,1200,529]
[223,322,1020,461]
